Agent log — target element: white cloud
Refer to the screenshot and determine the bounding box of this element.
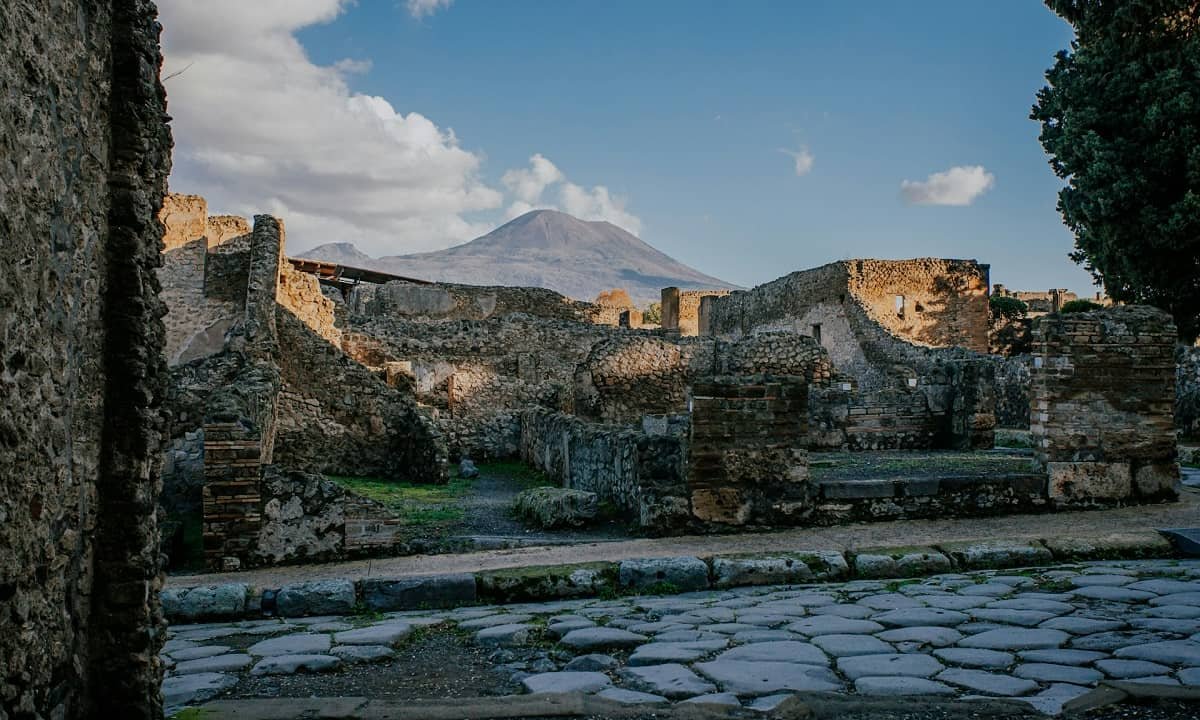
[780,146,814,176]
[158,0,500,256]
[407,0,453,18]
[499,155,642,235]
[901,165,995,206]
[501,154,564,204]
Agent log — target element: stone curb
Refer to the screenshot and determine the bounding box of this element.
[161,530,1178,623]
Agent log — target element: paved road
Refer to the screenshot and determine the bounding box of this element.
[164,558,1200,716]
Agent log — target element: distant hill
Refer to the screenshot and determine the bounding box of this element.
[296,210,737,304]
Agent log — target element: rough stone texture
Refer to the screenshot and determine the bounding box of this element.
[360,574,478,611]
[511,487,599,528]
[619,557,710,592]
[0,1,172,717]
[276,580,357,617]
[161,584,249,622]
[1032,306,1180,506]
[703,259,996,452]
[662,287,732,337]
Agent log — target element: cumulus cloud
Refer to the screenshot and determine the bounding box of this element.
[407,0,453,18]
[500,155,642,235]
[501,154,564,204]
[780,146,814,176]
[901,165,995,206]
[158,0,500,255]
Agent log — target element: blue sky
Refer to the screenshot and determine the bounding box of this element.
[159,0,1095,295]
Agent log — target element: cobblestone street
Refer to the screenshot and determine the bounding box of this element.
[166,558,1200,717]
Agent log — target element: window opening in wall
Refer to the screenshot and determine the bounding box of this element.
[914,301,924,313]
[811,323,822,344]
[895,295,905,317]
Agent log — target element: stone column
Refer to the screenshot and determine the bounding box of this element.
[661,286,681,336]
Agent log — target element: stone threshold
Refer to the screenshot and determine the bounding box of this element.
[162,529,1183,624]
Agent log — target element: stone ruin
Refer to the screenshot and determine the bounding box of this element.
[153,199,1184,544]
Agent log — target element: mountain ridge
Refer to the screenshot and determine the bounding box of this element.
[296,209,737,304]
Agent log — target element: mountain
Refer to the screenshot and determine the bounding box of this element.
[296,210,737,304]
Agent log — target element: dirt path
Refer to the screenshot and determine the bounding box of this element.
[167,488,1200,588]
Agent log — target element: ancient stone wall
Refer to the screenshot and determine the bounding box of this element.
[339,313,626,459]
[573,332,833,427]
[703,260,996,450]
[995,355,1033,429]
[662,287,732,336]
[1032,306,1179,506]
[519,409,691,531]
[349,279,602,323]
[274,310,448,483]
[0,1,171,716]
[850,259,989,352]
[688,376,811,526]
[278,261,341,346]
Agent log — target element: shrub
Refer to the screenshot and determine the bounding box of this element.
[1060,299,1104,314]
[990,295,1029,322]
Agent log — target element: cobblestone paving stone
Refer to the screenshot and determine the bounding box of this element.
[163,558,1200,714]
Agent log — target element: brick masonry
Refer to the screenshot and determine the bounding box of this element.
[1032,305,1180,505]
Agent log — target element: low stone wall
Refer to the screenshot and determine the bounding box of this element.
[1032,306,1179,506]
[520,409,689,531]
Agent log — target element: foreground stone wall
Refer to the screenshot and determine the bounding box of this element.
[1032,306,1179,506]
[0,1,171,716]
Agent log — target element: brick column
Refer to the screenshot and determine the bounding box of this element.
[1032,305,1179,505]
[688,375,811,525]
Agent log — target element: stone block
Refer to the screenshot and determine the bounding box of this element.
[619,557,710,592]
[275,580,357,618]
[1046,462,1132,504]
[1134,462,1181,499]
[161,584,249,622]
[361,573,477,611]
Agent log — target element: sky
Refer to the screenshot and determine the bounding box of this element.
[157,0,1098,295]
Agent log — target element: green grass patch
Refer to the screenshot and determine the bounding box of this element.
[326,475,472,527]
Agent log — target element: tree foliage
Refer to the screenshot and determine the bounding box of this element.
[989,295,1030,322]
[1032,0,1200,339]
[642,302,662,325]
[1059,298,1105,313]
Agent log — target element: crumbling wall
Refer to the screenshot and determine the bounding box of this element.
[278,261,341,346]
[339,313,626,459]
[0,0,171,716]
[661,287,732,336]
[704,260,996,450]
[1032,306,1179,506]
[573,332,833,427]
[274,310,448,483]
[849,259,989,353]
[349,280,602,323]
[520,409,690,531]
[158,194,244,364]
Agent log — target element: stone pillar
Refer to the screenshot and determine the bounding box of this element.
[661,286,681,336]
[1032,305,1179,505]
[688,376,811,525]
[698,295,718,336]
